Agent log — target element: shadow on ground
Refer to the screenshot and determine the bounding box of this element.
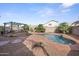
[0,32,34,56]
[67,44,79,56]
[67,50,79,56]
[0,42,35,56]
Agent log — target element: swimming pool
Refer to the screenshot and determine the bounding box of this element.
[42,34,75,45]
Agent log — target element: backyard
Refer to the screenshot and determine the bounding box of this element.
[0,28,79,56]
[0,3,79,56]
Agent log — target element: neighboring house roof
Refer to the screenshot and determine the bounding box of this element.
[72,21,79,26]
[43,20,59,27]
[44,20,58,24]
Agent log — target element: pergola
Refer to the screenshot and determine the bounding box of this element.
[3,22,25,33]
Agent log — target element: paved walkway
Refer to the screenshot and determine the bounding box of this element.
[0,36,35,56]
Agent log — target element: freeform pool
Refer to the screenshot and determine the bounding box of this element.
[42,34,75,45]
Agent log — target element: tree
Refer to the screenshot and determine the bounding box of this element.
[22,24,29,32]
[29,27,33,32]
[0,26,3,31]
[29,24,33,32]
[0,26,4,35]
[58,22,70,34]
[35,24,45,32]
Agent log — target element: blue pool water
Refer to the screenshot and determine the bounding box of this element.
[42,34,75,45]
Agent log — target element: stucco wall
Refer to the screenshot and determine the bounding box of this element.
[72,27,79,36]
[44,27,57,33]
[43,21,58,27]
[43,20,58,33]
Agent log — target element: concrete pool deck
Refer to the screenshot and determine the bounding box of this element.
[0,32,79,56]
[23,33,79,56]
[0,32,35,56]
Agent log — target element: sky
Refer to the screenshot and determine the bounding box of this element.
[0,3,79,25]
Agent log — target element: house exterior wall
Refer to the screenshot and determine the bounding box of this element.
[72,27,79,36]
[44,27,57,33]
[43,21,58,27]
[43,20,58,33]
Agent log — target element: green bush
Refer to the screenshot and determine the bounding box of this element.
[32,42,44,48]
[22,24,29,32]
[29,27,33,32]
[0,26,4,35]
[9,34,17,37]
[58,22,71,34]
[0,26,3,32]
[35,24,45,32]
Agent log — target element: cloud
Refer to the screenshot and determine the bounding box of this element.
[0,12,25,23]
[0,12,24,19]
[61,8,71,13]
[61,3,76,8]
[37,8,54,17]
[60,3,76,13]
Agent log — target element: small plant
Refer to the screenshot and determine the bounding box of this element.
[9,34,16,37]
[32,42,44,49]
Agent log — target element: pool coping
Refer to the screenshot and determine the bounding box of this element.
[32,33,79,50]
[39,33,79,51]
[37,33,79,44]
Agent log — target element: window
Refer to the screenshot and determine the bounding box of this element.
[49,23,52,26]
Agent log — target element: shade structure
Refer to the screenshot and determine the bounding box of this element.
[3,22,25,33]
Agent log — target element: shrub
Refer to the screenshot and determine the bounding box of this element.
[58,22,71,34]
[32,42,44,48]
[35,24,45,32]
[22,24,29,32]
[0,26,4,35]
[9,34,16,37]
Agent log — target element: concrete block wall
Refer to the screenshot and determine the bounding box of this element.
[72,27,79,36]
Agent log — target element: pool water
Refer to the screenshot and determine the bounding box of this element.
[42,34,75,45]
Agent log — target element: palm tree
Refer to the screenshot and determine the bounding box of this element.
[32,42,49,56]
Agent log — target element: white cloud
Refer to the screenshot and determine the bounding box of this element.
[37,8,54,17]
[0,12,24,23]
[1,12,24,19]
[60,3,76,13]
[61,9,71,13]
[61,3,76,8]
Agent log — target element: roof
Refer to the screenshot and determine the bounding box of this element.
[4,22,25,25]
[72,21,79,26]
[44,20,58,25]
